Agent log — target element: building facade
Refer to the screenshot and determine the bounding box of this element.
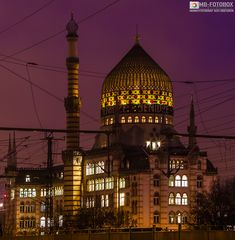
[3,17,217,235]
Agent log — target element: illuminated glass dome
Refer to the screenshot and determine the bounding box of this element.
[101,42,173,125]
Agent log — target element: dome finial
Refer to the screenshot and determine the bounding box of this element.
[135,24,141,44]
[66,12,78,38]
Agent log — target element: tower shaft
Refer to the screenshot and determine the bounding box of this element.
[62,15,82,224]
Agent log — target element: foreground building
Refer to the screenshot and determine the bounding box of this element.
[4,16,217,235]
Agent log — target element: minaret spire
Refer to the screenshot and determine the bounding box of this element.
[62,14,83,225]
[187,96,197,149]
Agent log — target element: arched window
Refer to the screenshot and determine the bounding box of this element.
[176,212,182,224]
[148,116,153,123]
[154,192,160,205]
[20,201,24,213]
[119,178,125,188]
[121,116,125,123]
[153,211,160,224]
[110,118,114,125]
[105,177,114,189]
[155,116,159,123]
[169,175,174,187]
[175,193,181,205]
[134,116,139,123]
[169,211,175,224]
[153,175,160,187]
[96,161,104,174]
[182,175,188,187]
[175,175,181,187]
[105,118,109,125]
[197,175,203,188]
[182,212,188,224]
[87,179,94,191]
[40,217,46,228]
[168,193,174,205]
[41,202,46,212]
[165,117,168,124]
[128,116,132,123]
[141,116,146,123]
[182,193,188,205]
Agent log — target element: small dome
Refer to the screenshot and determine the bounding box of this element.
[101,43,173,118]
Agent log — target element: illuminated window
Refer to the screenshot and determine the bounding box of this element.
[110,118,114,125]
[87,180,94,192]
[101,194,109,207]
[86,197,95,208]
[154,192,160,205]
[120,192,125,206]
[11,189,15,200]
[41,202,46,212]
[127,116,132,123]
[59,215,63,227]
[41,188,47,197]
[86,163,95,176]
[141,116,146,123]
[169,212,175,224]
[105,118,109,125]
[165,117,168,124]
[168,175,174,187]
[155,116,159,123]
[40,217,46,228]
[176,212,182,224]
[20,188,24,198]
[153,211,160,224]
[25,175,30,182]
[55,186,63,196]
[96,178,104,191]
[119,178,125,188]
[121,116,125,123]
[134,116,139,123]
[32,188,36,197]
[175,175,181,187]
[20,217,24,229]
[169,193,174,205]
[175,193,181,205]
[182,175,188,187]
[96,161,104,174]
[105,177,114,189]
[182,193,188,205]
[148,116,153,123]
[170,160,176,169]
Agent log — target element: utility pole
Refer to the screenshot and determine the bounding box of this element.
[45,134,53,235]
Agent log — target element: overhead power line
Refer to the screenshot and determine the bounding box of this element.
[0,0,56,35]
[0,0,122,61]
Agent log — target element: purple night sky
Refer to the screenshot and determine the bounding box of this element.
[0,0,234,179]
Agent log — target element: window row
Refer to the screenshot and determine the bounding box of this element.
[19,217,36,229]
[40,216,63,228]
[86,161,105,175]
[87,177,125,192]
[20,202,35,213]
[169,160,184,170]
[169,193,188,205]
[40,186,63,197]
[19,188,36,198]
[169,212,188,224]
[104,116,172,125]
[169,175,188,187]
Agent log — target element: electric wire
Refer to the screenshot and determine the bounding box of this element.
[0,0,56,35]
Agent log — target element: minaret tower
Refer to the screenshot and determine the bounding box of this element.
[187,97,197,149]
[62,14,83,224]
